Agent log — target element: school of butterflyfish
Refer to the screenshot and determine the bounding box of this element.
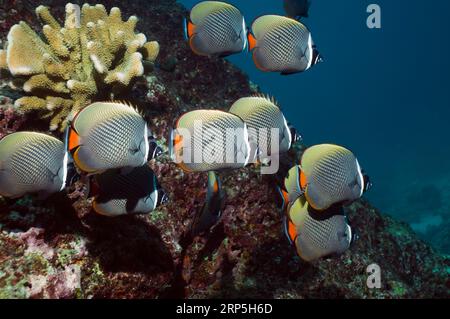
[0,1,372,262]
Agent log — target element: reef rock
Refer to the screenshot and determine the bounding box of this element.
[0,0,448,299]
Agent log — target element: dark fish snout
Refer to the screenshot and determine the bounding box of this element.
[158,189,169,206]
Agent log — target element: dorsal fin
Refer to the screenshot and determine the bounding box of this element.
[103,99,143,116]
[252,93,281,109]
[190,1,240,25]
[251,15,302,39]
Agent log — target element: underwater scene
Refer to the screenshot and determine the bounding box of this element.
[0,0,448,299]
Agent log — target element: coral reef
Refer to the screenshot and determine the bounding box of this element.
[0,95,25,139]
[0,0,448,299]
[0,2,159,131]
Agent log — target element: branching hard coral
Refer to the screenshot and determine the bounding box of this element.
[0,3,160,131]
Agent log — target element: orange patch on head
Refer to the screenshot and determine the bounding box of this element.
[68,127,80,153]
[300,170,307,190]
[288,220,298,243]
[187,21,196,38]
[173,134,184,156]
[174,134,183,146]
[247,32,257,51]
[282,190,289,208]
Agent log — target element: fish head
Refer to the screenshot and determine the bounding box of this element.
[340,222,353,248]
[137,189,167,212]
[288,122,303,144]
[361,165,372,194]
[355,158,370,197]
[135,124,151,163]
[324,216,353,257]
[335,214,353,245]
[345,217,358,246]
[140,191,158,212]
[157,187,169,206]
[147,134,163,160]
[312,47,323,66]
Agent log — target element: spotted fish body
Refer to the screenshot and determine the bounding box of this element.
[171,109,251,172]
[185,1,247,56]
[68,102,150,174]
[91,165,166,217]
[248,15,321,74]
[301,144,365,211]
[0,132,67,198]
[228,96,292,159]
[285,196,352,262]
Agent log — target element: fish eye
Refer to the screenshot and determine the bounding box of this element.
[130,145,141,154]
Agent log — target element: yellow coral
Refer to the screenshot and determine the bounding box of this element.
[143,41,160,63]
[1,3,159,131]
[0,50,6,69]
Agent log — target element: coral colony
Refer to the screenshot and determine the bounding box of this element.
[0,3,159,131]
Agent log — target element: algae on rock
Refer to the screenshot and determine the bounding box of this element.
[0,3,160,131]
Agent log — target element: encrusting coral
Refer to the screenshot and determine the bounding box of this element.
[0,3,159,131]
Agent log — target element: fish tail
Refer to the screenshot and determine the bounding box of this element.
[206,171,220,200]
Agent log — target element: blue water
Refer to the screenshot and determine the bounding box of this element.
[179,0,450,241]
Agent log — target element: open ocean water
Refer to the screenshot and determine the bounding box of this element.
[180,0,450,252]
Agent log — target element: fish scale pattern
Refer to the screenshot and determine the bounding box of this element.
[190,3,245,56]
[307,148,361,210]
[229,96,291,156]
[176,110,249,172]
[86,112,146,168]
[297,214,351,261]
[253,16,310,72]
[72,102,148,173]
[11,135,62,185]
[1,133,65,196]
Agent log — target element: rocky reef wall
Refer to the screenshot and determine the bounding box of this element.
[0,0,448,298]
